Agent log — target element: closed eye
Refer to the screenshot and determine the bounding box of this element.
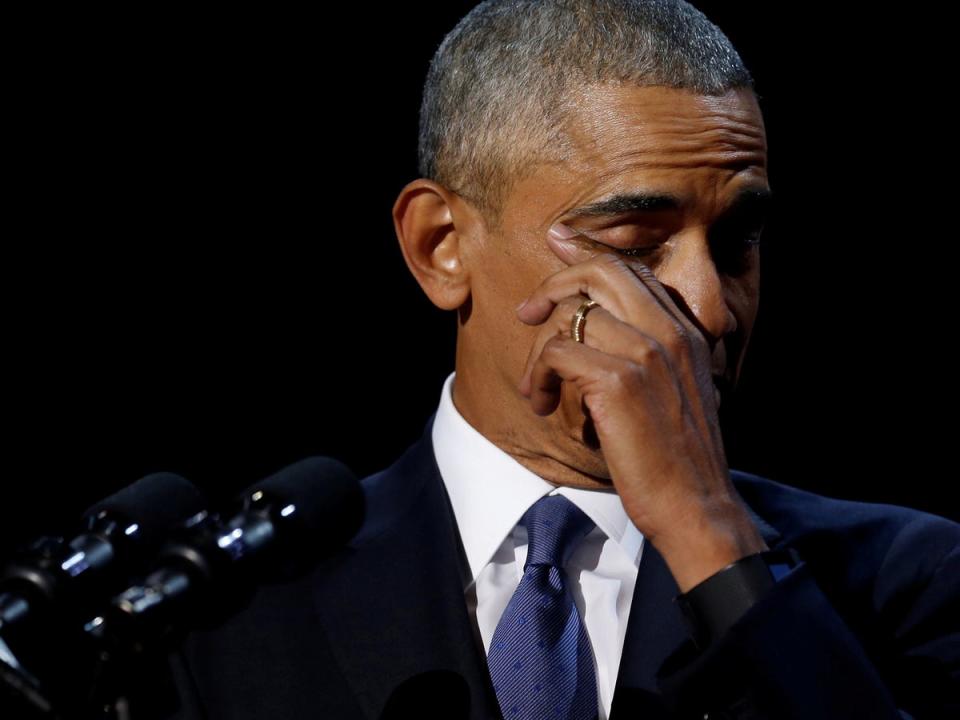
[571,226,668,258]
[570,223,764,266]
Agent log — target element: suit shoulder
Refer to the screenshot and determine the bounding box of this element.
[730,468,959,572]
[348,430,439,545]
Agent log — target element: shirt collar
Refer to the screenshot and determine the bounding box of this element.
[432,371,644,587]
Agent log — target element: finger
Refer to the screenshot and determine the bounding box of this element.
[525,333,619,416]
[518,289,719,444]
[526,331,681,419]
[544,226,707,349]
[530,227,717,435]
[517,251,682,346]
[518,294,590,397]
[519,298,663,398]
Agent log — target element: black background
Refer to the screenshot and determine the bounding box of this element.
[2,2,956,556]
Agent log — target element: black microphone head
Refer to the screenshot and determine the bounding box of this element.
[243,456,363,551]
[82,473,206,552]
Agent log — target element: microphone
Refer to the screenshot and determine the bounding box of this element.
[98,456,362,644]
[0,472,205,641]
[0,472,205,716]
[380,670,472,720]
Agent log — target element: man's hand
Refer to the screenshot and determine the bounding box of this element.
[515,225,768,592]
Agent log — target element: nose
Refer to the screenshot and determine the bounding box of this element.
[657,237,738,352]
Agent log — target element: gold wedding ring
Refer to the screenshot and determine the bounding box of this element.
[571,298,599,343]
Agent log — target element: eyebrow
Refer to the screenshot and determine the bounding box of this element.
[566,186,774,221]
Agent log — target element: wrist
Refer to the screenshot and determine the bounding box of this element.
[673,547,803,649]
[653,503,769,593]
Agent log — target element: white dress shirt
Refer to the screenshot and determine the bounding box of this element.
[431,371,645,720]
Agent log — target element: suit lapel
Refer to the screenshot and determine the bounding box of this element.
[312,414,501,720]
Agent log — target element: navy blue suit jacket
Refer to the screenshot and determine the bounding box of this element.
[166,413,959,719]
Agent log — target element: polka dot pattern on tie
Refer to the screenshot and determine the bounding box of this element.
[486,495,598,720]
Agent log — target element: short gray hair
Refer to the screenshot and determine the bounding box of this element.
[417,0,756,233]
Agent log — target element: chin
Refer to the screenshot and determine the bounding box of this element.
[550,384,610,476]
[579,418,615,476]
[552,417,614,485]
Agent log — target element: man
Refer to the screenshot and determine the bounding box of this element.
[167,1,959,718]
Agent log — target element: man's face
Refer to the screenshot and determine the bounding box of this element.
[458,83,770,482]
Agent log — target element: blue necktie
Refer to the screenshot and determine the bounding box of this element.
[487,494,598,720]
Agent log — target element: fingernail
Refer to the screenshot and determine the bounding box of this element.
[548,223,578,240]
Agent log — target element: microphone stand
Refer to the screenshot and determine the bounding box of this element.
[1,610,182,720]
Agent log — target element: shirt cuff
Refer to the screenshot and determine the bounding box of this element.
[672,547,802,649]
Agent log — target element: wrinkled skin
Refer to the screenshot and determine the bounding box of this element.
[393,83,772,591]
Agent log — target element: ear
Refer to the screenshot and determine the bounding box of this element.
[392,179,475,311]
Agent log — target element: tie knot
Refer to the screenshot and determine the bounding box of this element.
[521,495,595,570]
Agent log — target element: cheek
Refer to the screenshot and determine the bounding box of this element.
[473,232,564,317]
[466,230,571,376]
[466,257,543,377]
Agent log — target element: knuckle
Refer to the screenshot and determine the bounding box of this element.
[594,251,624,269]
[542,334,569,355]
[602,360,645,393]
[591,252,629,281]
[547,296,583,334]
[635,336,665,365]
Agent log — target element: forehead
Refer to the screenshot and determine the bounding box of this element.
[563,83,767,170]
[513,84,770,223]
